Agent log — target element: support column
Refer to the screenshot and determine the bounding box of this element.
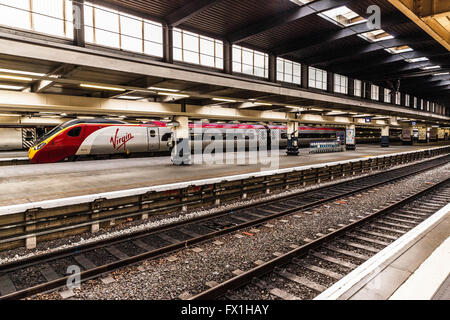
[163,25,173,64]
[381,125,389,147]
[401,125,413,145]
[301,65,309,89]
[327,71,334,93]
[223,41,232,74]
[348,78,355,97]
[171,116,191,165]
[418,126,427,143]
[345,124,356,150]
[286,121,299,156]
[269,55,277,83]
[73,0,85,47]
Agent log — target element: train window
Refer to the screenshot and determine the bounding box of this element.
[281,133,287,139]
[150,130,156,138]
[67,127,81,137]
[162,133,171,141]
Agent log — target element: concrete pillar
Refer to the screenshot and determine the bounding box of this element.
[73,0,85,47]
[401,126,413,145]
[269,55,277,83]
[223,41,232,74]
[171,116,191,165]
[327,71,334,93]
[418,127,427,143]
[163,25,173,64]
[381,125,389,147]
[345,124,356,150]
[348,78,355,97]
[286,121,299,156]
[301,65,309,89]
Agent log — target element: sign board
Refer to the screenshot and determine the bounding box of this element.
[411,121,416,126]
[365,117,371,123]
[345,129,355,145]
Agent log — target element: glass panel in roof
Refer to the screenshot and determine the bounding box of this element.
[318,6,366,27]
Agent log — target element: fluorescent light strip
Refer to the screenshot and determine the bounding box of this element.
[0,74,32,81]
[212,98,237,103]
[253,102,273,106]
[117,96,145,100]
[434,72,450,76]
[148,87,180,92]
[80,84,126,91]
[0,68,46,77]
[157,92,190,98]
[421,65,440,70]
[0,84,25,90]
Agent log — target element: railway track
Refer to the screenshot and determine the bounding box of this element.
[191,178,450,300]
[0,155,448,300]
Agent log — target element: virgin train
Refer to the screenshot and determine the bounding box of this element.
[28,119,342,163]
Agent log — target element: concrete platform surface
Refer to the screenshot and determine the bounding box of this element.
[350,210,450,300]
[0,143,448,207]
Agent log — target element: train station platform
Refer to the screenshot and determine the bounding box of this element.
[0,143,448,207]
[316,203,450,300]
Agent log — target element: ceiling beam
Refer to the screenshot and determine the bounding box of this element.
[166,0,223,27]
[346,56,450,78]
[337,51,449,74]
[275,14,405,56]
[368,65,450,82]
[227,0,352,44]
[304,37,425,65]
[388,0,450,51]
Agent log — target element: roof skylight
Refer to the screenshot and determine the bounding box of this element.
[421,65,441,70]
[318,6,366,27]
[385,46,413,54]
[290,0,313,6]
[405,57,429,63]
[358,29,394,42]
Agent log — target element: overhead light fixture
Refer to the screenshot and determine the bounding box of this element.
[80,84,126,91]
[157,92,190,98]
[0,68,46,77]
[117,96,145,100]
[421,65,440,70]
[0,113,22,117]
[148,87,180,92]
[0,84,25,90]
[212,97,237,103]
[253,102,272,106]
[0,74,33,82]
[433,72,450,76]
[405,57,429,63]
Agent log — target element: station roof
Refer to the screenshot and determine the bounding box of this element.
[98,0,449,105]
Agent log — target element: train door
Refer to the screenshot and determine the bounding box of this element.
[62,126,85,160]
[147,127,160,151]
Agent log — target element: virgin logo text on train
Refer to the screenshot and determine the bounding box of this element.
[110,128,135,151]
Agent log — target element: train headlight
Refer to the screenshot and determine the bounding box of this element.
[34,142,47,151]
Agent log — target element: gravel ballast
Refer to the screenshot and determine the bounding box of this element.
[26,160,450,300]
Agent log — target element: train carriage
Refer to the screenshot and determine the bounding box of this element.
[28,118,342,164]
